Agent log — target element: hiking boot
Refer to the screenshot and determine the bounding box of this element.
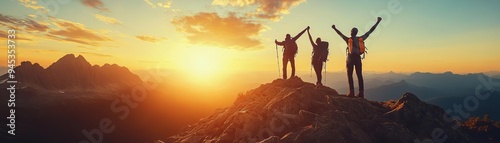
[356,91,364,98]
[315,82,323,88]
[346,91,355,98]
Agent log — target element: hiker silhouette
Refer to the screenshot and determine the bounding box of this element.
[332,17,382,98]
[275,27,309,79]
[307,27,329,87]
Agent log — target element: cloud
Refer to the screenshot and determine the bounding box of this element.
[24,19,50,32]
[172,12,264,50]
[79,52,112,57]
[47,18,111,46]
[1,14,111,46]
[136,35,166,43]
[18,0,49,13]
[0,13,18,24]
[0,31,9,39]
[0,30,32,41]
[94,14,122,25]
[81,0,108,11]
[212,0,306,20]
[0,13,49,32]
[144,0,171,9]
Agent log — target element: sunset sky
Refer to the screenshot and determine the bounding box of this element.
[1,0,499,78]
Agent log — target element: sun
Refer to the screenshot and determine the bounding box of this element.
[178,47,226,83]
[188,56,218,77]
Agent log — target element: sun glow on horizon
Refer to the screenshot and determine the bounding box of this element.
[176,46,229,84]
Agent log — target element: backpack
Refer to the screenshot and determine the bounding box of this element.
[283,40,298,57]
[347,37,368,59]
[312,41,329,63]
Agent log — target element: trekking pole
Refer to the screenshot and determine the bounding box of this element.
[275,43,280,77]
[324,62,327,82]
[310,52,313,77]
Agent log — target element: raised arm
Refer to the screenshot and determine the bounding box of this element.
[361,17,382,40]
[292,27,309,41]
[331,25,348,41]
[307,29,316,48]
[275,39,284,46]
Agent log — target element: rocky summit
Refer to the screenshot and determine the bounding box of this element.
[166,76,470,143]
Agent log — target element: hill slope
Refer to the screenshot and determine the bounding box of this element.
[166,77,470,143]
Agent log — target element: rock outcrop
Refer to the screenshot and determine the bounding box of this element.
[167,76,470,143]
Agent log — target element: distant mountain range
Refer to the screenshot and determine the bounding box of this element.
[365,72,499,100]
[426,91,500,120]
[0,54,142,92]
[0,66,7,75]
[363,72,500,120]
[365,80,443,101]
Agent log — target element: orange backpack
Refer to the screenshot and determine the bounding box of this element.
[347,37,368,59]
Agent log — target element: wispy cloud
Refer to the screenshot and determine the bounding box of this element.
[0,13,49,32]
[0,13,114,47]
[212,0,306,20]
[172,12,264,50]
[79,52,112,57]
[94,14,122,25]
[18,0,49,13]
[47,18,112,47]
[144,0,172,9]
[76,45,99,50]
[0,30,32,41]
[136,35,166,43]
[81,0,108,11]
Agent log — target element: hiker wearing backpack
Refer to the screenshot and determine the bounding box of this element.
[332,17,382,98]
[307,28,329,87]
[275,26,309,79]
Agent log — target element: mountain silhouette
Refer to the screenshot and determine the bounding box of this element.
[0,65,8,75]
[365,80,443,101]
[166,77,473,143]
[0,54,150,143]
[427,91,500,121]
[363,72,500,120]
[495,75,500,79]
[406,71,487,95]
[0,54,142,91]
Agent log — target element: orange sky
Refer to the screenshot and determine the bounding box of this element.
[1,0,499,78]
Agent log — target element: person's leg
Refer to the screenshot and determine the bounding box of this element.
[290,57,296,77]
[313,62,322,85]
[318,62,323,86]
[346,56,355,96]
[354,56,364,97]
[282,56,288,79]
